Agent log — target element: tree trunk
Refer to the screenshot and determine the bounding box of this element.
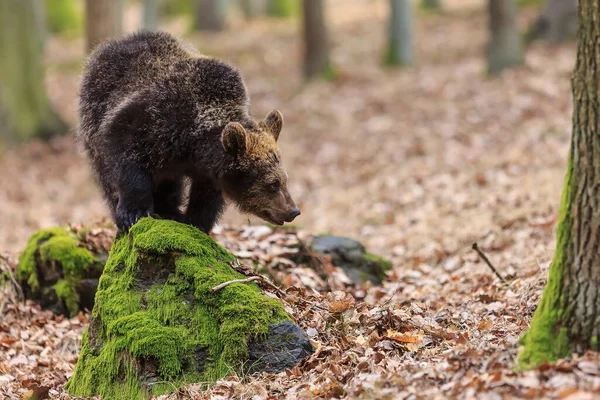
[194,0,226,31]
[385,0,414,67]
[267,0,295,17]
[487,0,523,74]
[143,0,159,30]
[241,0,266,19]
[527,0,578,43]
[420,0,441,10]
[47,0,82,34]
[302,0,332,79]
[85,0,122,52]
[0,0,67,145]
[518,0,600,370]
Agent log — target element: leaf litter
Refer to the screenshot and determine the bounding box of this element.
[1,0,599,399]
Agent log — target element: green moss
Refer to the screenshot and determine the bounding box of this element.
[517,156,574,370]
[17,227,99,316]
[365,253,392,271]
[18,227,70,291]
[67,218,290,399]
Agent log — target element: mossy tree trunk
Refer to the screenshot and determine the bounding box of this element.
[527,0,577,43]
[267,0,295,18]
[85,0,122,53]
[518,0,600,370]
[385,0,414,67]
[302,0,333,80]
[0,0,68,145]
[47,0,82,34]
[487,0,523,74]
[194,0,227,31]
[420,0,441,10]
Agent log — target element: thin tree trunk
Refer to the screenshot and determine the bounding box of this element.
[420,0,441,10]
[302,0,332,79]
[194,0,226,31]
[85,0,122,52]
[527,0,578,43]
[487,0,523,74]
[0,0,67,145]
[518,0,600,370]
[241,0,266,19]
[385,0,413,67]
[143,0,159,30]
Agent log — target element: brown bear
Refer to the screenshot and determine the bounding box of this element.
[78,31,300,233]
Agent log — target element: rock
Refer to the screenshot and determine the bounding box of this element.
[16,228,104,316]
[66,218,313,400]
[247,321,314,374]
[308,235,392,284]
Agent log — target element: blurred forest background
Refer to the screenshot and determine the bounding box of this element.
[3,0,598,398]
[0,0,576,266]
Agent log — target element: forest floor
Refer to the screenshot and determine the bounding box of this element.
[2,0,599,399]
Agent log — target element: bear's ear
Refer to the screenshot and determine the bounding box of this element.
[261,110,283,141]
[221,122,247,157]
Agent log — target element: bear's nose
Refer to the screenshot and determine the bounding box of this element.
[288,208,301,221]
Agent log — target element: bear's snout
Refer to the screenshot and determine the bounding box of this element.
[286,208,301,222]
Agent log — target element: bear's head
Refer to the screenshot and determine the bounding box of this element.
[220,110,301,225]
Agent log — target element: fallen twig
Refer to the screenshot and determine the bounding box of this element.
[211,276,261,292]
[472,242,506,283]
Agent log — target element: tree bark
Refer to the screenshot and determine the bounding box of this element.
[487,0,523,74]
[302,0,332,79]
[85,0,122,52]
[0,0,67,145]
[385,0,414,67]
[194,0,226,31]
[527,0,578,43]
[518,0,600,370]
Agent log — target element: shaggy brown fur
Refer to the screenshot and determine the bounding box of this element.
[78,31,300,232]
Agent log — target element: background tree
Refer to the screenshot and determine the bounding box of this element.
[267,0,296,18]
[385,0,414,67]
[143,0,159,30]
[194,0,227,31]
[420,0,441,11]
[85,0,122,52]
[487,0,523,74]
[47,0,82,34]
[0,0,67,145]
[527,0,578,43]
[302,0,332,79]
[241,0,266,19]
[518,0,600,369]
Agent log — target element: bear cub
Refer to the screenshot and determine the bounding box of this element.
[78,31,300,233]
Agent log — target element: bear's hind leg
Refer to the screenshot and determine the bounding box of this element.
[153,177,185,221]
[185,176,225,233]
[115,163,154,231]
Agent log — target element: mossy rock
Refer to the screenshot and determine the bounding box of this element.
[17,227,104,316]
[305,235,392,284]
[66,218,313,399]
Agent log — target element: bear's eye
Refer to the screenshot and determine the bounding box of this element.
[268,181,280,192]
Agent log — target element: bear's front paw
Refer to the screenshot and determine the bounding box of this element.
[116,206,152,232]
